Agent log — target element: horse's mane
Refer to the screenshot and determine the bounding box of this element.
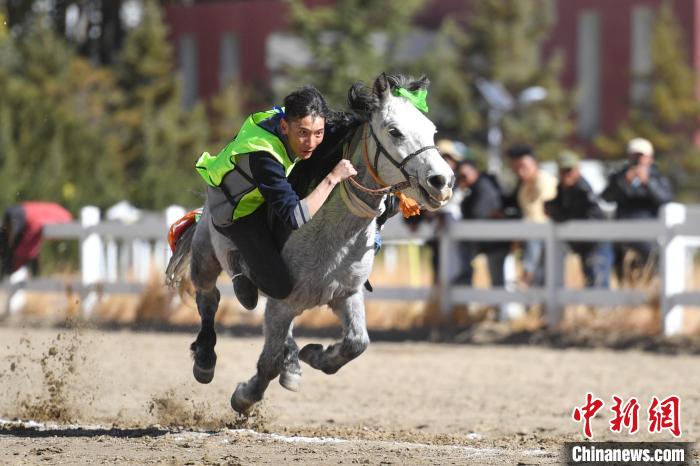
[347,74,430,121]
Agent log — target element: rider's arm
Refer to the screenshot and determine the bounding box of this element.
[304,159,356,216]
[250,154,356,227]
[249,153,311,230]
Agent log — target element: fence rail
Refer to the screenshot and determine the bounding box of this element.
[1,203,699,335]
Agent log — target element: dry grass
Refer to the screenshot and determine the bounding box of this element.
[4,246,699,336]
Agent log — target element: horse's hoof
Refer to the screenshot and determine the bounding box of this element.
[298,343,323,365]
[191,347,216,384]
[193,363,215,384]
[279,369,302,392]
[231,383,256,414]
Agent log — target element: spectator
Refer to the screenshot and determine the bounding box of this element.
[545,151,613,288]
[406,139,468,284]
[601,137,673,279]
[506,144,557,286]
[453,160,510,287]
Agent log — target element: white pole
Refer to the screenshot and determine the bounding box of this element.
[80,206,104,317]
[661,203,687,336]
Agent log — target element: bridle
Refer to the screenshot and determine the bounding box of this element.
[346,123,439,197]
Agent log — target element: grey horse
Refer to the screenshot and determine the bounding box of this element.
[166,73,454,414]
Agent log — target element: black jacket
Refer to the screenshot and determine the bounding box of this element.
[460,173,504,220]
[601,164,673,219]
[545,176,605,222]
[545,176,606,255]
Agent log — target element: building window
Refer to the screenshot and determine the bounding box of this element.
[576,9,601,139]
[219,33,241,89]
[630,5,653,104]
[179,34,198,108]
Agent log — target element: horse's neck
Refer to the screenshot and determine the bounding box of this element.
[303,125,384,245]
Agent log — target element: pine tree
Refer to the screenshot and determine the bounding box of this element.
[207,80,248,150]
[114,0,208,209]
[0,16,124,213]
[595,2,700,200]
[284,0,426,107]
[414,0,573,164]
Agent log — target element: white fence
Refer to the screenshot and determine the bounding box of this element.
[2,203,699,335]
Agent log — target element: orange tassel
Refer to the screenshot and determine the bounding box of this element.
[397,192,421,218]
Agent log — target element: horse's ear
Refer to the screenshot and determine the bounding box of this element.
[411,75,430,91]
[373,73,389,99]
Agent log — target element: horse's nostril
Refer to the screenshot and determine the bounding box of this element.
[428,174,448,190]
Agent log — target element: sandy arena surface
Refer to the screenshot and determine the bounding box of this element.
[0,325,698,465]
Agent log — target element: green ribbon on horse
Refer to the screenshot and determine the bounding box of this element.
[393,87,429,113]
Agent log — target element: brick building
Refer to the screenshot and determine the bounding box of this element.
[164,0,700,142]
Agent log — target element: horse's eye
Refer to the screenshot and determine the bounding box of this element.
[388,127,403,138]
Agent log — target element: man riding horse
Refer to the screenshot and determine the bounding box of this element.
[195,86,360,312]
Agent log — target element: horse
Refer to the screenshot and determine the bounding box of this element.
[166,73,454,414]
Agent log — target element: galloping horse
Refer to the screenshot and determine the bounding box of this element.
[166,73,454,413]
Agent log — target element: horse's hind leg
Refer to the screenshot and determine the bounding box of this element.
[190,221,223,384]
[231,299,294,413]
[279,323,302,392]
[299,292,369,374]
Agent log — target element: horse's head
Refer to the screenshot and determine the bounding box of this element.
[348,73,454,211]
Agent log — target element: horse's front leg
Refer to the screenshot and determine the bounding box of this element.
[279,323,302,392]
[231,299,295,413]
[299,292,369,374]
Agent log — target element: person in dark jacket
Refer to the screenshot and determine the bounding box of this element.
[453,160,509,287]
[601,138,673,280]
[545,151,613,288]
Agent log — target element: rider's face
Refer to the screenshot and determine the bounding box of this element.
[280,115,325,160]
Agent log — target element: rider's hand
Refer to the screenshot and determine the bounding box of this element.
[328,160,357,184]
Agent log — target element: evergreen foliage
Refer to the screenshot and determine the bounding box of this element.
[284,0,426,107]
[113,0,208,209]
[0,16,124,213]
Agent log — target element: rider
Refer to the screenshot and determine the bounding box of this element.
[196,86,358,310]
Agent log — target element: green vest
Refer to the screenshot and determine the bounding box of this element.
[195,108,298,220]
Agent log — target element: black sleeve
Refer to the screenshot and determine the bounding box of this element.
[472,178,504,219]
[545,186,564,221]
[646,172,673,205]
[249,152,311,230]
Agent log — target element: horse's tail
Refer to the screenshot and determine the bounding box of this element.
[165,220,195,295]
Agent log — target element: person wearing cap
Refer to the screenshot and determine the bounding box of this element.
[453,160,510,287]
[545,151,613,287]
[406,139,469,284]
[505,144,558,287]
[601,137,673,278]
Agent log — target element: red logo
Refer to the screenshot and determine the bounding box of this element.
[572,392,605,439]
[648,395,681,438]
[573,393,682,438]
[609,395,640,434]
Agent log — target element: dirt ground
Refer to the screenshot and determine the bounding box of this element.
[0,325,698,465]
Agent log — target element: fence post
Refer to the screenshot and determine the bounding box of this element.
[5,266,29,316]
[160,205,186,270]
[660,203,687,336]
[439,222,453,320]
[545,222,564,327]
[81,206,104,317]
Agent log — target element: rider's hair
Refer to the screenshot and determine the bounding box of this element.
[283,86,331,122]
[284,85,359,129]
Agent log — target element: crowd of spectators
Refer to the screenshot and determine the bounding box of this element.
[411,136,673,290]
